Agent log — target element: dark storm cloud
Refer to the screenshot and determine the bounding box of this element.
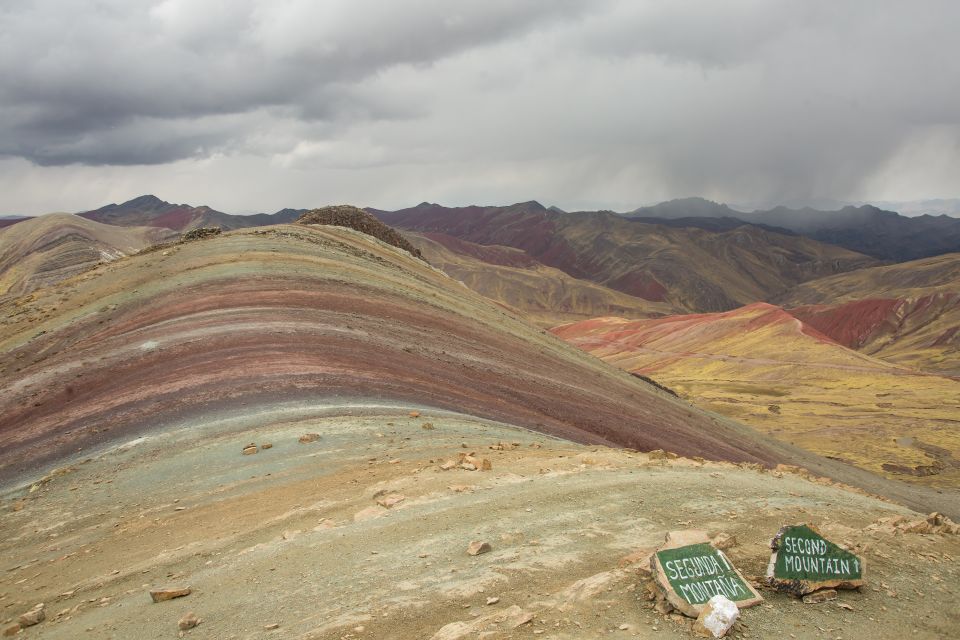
[0,0,958,213]
[0,0,590,165]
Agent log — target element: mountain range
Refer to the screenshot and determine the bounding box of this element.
[627,197,960,261]
[374,201,876,313]
[2,194,959,638]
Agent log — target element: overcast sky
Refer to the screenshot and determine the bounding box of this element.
[1,0,958,215]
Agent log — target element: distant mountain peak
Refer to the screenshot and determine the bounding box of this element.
[123,194,168,207]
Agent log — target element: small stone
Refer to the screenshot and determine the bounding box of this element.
[619,623,630,630]
[467,541,492,556]
[376,494,406,509]
[409,411,420,418]
[17,603,45,628]
[149,587,192,603]
[693,595,738,638]
[242,444,258,455]
[298,433,320,444]
[261,443,273,450]
[480,459,493,471]
[802,589,838,604]
[178,612,200,630]
[486,597,500,605]
[264,623,280,630]
[460,462,477,471]
[440,460,457,470]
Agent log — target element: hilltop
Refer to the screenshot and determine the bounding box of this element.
[0,213,175,298]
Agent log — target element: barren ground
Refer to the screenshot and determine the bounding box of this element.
[3,407,958,639]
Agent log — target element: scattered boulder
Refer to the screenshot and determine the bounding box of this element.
[149,587,191,603]
[296,205,425,260]
[242,444,258,455]
[486,597,499,605]
[261,443,273,450]
[429,605,532,640]
[376,494,406,509]
[802,589,838,604]
[467,541,492,556]
[439,460,457,471]
[877,512,960,535]
[648,449,678,461]
[181,227,221,242]
[178,612,201,631]
[17,603,45,627]
[766,524,864,595]
[480,459,493,471]
[298,433,321,444]
[460,462,477,471]
[693,595,739,638]
[264,623,280,630]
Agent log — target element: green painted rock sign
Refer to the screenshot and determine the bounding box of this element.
[651,543,763,617]
[767,524,865,595]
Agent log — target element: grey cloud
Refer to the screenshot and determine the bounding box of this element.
[0,0,958,212]
[0,0,591,165]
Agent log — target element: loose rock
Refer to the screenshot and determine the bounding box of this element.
[376,494,406,509]
[802,589,838,604]
[467,541,492,556]
[242,444,258,455]
[178,612,201,630]
[2,623,20,637]
[693,595,738,638]
[298,433,321,444]
[17,603,45,628]
[149,587,192,603]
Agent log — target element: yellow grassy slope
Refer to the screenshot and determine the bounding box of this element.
[553,303,960,487]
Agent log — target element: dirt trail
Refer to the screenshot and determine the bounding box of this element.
[3,407,958,639]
